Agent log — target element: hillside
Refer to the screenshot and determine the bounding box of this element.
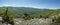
[0,7,60,18]
[0,7,46,17]
[0,7,60,25]
[31,10,60,18]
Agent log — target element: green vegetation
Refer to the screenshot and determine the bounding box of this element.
[0,7,60,25]
[31,10,60,25]
[0,7,45,18]
[0,7,60,19]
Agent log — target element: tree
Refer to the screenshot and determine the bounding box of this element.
[23,13,31,20]
[2,7,14,25]
[40,15,43,18]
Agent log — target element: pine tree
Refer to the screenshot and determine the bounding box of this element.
[2,7,14,25]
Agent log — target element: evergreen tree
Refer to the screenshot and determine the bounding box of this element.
[2,7,14,25]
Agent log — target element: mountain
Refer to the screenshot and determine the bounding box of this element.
[0,7,60,20]
[0,7,46,17]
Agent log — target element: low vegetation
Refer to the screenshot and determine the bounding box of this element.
[0,7,60,25]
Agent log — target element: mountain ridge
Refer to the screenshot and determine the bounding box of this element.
[0,7,46,17]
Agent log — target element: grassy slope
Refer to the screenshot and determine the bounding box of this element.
[0,7,45,18]
[31,10,60,18]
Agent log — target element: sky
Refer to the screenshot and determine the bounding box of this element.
[0,0,60,9]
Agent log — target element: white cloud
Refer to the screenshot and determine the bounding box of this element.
[0,4,18,7]
[0,4,59,9]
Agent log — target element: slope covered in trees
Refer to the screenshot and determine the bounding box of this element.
[0,7,45,17]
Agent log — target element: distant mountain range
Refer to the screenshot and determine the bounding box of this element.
[0,7,47,16]
[0,7,59,17]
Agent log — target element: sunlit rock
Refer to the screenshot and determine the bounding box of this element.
[14,18,52,25]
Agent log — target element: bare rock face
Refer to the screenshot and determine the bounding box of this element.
[14,18,52,25]
[0,17,2,21]
[0,17,2,25]
[0,17,53,25]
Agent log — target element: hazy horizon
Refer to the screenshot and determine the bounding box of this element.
[0,0,60,9]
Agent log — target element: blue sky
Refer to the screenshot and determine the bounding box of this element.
[0,0,60,9]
